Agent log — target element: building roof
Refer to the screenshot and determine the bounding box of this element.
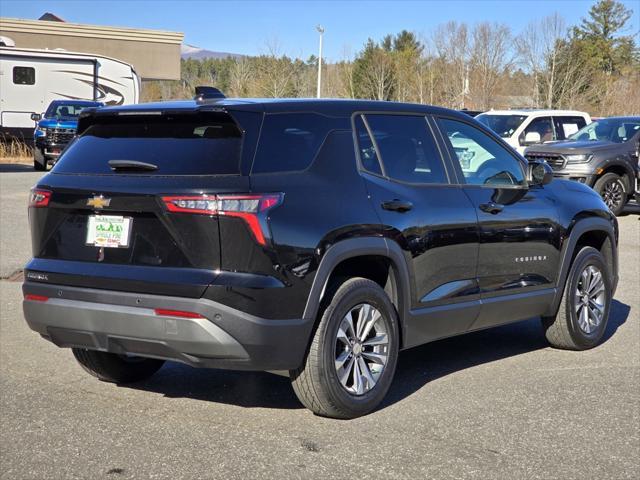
[0,17,182,44]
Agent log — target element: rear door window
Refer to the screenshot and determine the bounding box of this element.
[252,113,343,174]
[53,112,243,175]
[553,116,587,140]
[363,114,448,184]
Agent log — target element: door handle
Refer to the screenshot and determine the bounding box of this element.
[381,199,413,212]
[479,202,504,214]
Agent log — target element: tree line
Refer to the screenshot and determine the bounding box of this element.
[143,0,639,116]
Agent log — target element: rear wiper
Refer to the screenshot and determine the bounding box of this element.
[108,160,158,171]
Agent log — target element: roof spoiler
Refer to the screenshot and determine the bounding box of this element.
[194,86,226,101]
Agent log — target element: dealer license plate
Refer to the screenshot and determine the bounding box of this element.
[86,215,132,248]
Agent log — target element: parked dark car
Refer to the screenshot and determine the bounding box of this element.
[525,116,640,215]
[32,99,103,171]
[23,91,618,418]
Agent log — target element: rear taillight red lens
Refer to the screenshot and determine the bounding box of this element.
[29,189,51,208]
[161,193,283,245]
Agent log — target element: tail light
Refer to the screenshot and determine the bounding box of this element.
[161,193,283,245]
[29,189,51,208]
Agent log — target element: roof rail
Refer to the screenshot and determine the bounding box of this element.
[194,86,226,101]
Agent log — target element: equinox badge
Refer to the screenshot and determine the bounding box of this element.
[86,195,111,209]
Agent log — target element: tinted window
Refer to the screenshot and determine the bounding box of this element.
[364,114,447,184]
[476,114,527,138]
[439,118,526,187]
[54,112,242,175]
[252,113,336,174]
[554,116,587,140]
[354,115,382,175]
[520,116,554,144]
[13,66,35,85]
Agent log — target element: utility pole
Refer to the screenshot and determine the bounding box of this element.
[316,25,324,98]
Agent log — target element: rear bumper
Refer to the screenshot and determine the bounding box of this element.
[22,282,313,371]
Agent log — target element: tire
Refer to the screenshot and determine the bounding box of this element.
[290,277,400,419]
[594,172,626,215]
[541,246,611,350]
[72,348,165,383]
[33,148,46,171]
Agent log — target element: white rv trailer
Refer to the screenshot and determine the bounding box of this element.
[0,46,140,140]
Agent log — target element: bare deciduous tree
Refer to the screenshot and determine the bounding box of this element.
[471,22,513,110]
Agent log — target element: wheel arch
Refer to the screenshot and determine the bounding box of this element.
[302,237,412,349]
[597,162,635,193]
[544,216,618,317]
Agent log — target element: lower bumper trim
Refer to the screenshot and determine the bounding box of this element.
[22,281,313,371]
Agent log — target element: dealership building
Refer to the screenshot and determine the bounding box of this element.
[0,13,183,80]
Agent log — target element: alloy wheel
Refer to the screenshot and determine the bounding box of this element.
[574,265,606,335]
[334,303,389,395]
[601,179,624,211]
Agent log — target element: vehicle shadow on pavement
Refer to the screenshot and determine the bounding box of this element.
[120,299,630,412]
[382,298,631,410]
[0,163,36,173]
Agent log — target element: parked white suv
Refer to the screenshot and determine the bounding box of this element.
[476,109,592,155]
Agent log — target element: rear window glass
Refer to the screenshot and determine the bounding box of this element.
[53,112,242,175]
[251,113,338,174]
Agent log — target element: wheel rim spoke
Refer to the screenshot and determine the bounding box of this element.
[339,356,356,387]
[335,350,351,371]
[363,333,388,347]
[356,304,372,339]
[359,309,381,342]
[337,326,351,346]
[342,314,356,340]
[362,351,387,365]
[353,357,364,395]
[357,356,376,391]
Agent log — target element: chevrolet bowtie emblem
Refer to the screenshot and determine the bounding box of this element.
[86,196,111,209]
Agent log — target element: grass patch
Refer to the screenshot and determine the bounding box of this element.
[0,141,32,164]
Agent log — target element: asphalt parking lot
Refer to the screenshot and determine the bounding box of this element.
[0,166,638,479]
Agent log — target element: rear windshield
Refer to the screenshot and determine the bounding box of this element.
[53,112,243,175]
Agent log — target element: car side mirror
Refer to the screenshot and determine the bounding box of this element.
[528,160,553,186]
[31,113,41,122]
[523,131,541,146]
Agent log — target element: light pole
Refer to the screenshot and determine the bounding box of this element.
[316,25,324,99]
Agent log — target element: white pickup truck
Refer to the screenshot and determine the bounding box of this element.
[476,109,592,155]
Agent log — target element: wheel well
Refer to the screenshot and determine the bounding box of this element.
[600,165,631,191]
[573,230,614,275]
[323,255,404,347]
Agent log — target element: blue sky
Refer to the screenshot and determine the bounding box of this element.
[1,0,639,61]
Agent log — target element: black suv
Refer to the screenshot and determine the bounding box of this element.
[23,92,619,419]
[525,116,640,215]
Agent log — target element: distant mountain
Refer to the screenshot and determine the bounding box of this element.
[181,44,244,60]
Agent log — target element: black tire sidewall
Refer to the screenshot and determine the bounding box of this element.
[564,247,611,349]
[33,148,46,171]
[320,279,399,416]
